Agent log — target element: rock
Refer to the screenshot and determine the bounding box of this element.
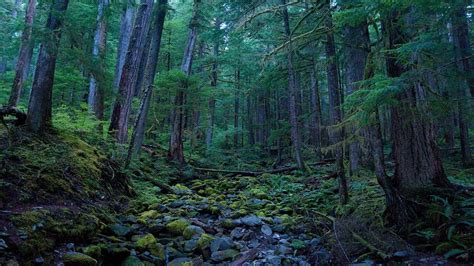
[272,224,286,233]
[266,255,282,265]
[241,215,262,226]
[171,184,192,195]
[139,210,160,221]
[196,233,214,251]
[183,225,205,240]
[168,257,192,266]
[309,238,321,248]
[230,227,246,239]
[169,200,186,208]
[393,250,409,258]
[184,239,198,252]
[63,252,98,266]
[261,224,272,236]
[67,243,75,251]
[135,234,165,259]
[107,224,132,237]
[211,249,240,262]
[33,257,44,265]
[0,239,8,250]
[83,245,102,259]
[166,219,190,235]
[121,256,144,266]
[210,237,235,253]
[276,245,292,255]
[123,215,138,224]
[147,223,165,236]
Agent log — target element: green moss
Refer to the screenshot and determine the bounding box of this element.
[196,233,214,251]
[63,252,98,266]
[139,210,160,220]
[82,245,102,259]
[135,234,165,259]
[166,219,190,235]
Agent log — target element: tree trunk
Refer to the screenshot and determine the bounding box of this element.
[234,67,240,149]
[324,0,348,204]
[113,0,135,92]
[26,0,69,134]
[206,18,220,152]
[451,3,472,166]
[309,60,322,159]
[281,0,304,170]
[109,0,153,143]
[168,0,200,164]
[341,0,370,174]
[127,0,168,165]
[383,9,451,227]
[88,0,109,120]
[9,0,37,107]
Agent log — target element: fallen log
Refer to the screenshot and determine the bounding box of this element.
[193,159,335,177]
[138,175,173,194]
[0,106,27,126]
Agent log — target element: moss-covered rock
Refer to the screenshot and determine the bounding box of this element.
[121,256,145,266]
[196,233,214,251]
[62,252,98,266]
[166,219,190,235]
[183,225,205,240]
[135,234,165,259]
[82,245,102,259]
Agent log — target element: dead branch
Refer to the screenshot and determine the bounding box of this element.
[193,159,335,177]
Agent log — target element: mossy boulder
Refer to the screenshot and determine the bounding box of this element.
[121,256,145,266]
[135,234,165,259]
[171,184,192,195]
[82,245,102,259]
[166,219,190,235]
[210,249,240,262]
[183,225,205,240]
[62,252,98,266]
[139,210,160,221]
[196,233,214,251]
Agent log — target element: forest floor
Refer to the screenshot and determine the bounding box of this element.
[0,128,473,265]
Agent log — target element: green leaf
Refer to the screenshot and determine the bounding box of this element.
[444,249,465,259]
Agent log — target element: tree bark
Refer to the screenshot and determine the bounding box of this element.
[26,0,69,133]
[451,2,472,166]
[109,0,153,143]
[309,60,322,159]
[382,9,452,228]
[113,0,135,92]
[88,0,109,120]
[281,0,304,170]
[168,0,200,164]
[9,0,37,107]
[205,18,221,152]
[324,0,348,204]
[126,0,168,165]
[341,0,371,174]
[234,67,241,149]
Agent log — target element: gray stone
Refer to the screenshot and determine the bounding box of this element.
[210,237,235,253]
[183,225,205,240]
[107,224,132,237]
[241,215,262,226]
[168,257,192,266]
[261,224,272,236]
[184,239,198,252]
[266,255,282,265]
[210,249,240,262]
[0,239,8,250]
[230,227,246,239]
[393,250,409,258]
[33,257,44,265]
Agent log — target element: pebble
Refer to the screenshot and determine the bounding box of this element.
[241,215,262,226]
[261,224,272,236]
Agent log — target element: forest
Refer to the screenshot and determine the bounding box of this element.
[0,0,473,265]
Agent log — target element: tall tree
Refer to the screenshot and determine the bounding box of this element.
[113,0,135,92]
[451,1,472,167]
[205,18,221,152]
[382,7,452,227]
[168,0,200,164]
[109,0,154,143]
[281,0,305,170]
[324,0,348,204]
[9,0,37,107]
[88,0,110,120]
[26,0,69,133]
[127,0,168,164]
